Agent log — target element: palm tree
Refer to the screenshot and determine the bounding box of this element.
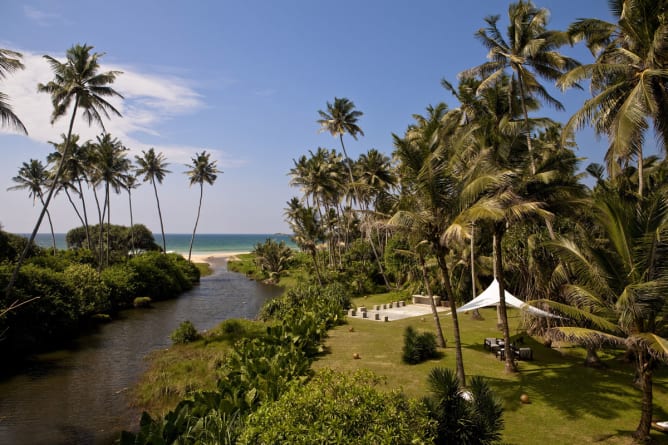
[558,0,668,197]
[135,148,170,253]
[285,198,325,286]
[8,160,56,253]
[317,97,364,198]
[90,133,130,265]
[0,48,27,134]
[6,43,122,296]
[47,133,92,249]
[185,151,221,261]
[547,173,668,442]
[464,0,579,175]
[123,173,139,255]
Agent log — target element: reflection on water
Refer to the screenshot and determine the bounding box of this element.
[0,259,281,445]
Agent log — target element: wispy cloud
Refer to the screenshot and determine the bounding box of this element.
[0,49,244,166]
[23,6,64,26]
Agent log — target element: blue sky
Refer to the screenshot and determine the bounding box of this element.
[1,1,616,235]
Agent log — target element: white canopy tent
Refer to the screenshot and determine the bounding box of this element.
[456,279,560,318]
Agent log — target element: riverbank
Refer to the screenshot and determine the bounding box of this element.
[185,251,250,264]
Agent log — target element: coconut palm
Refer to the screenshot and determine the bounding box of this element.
[47,133,92,249]
[547,171,668,441]
[464,0,579,175]
[90,133,130,265]
[135,148,170,253]
[559,0,668,197]
[284,198,325,286]
[185,151,221,261]
[0,48,27,134]
[123,173,139,255]
[6,43,122,296]
[8,160,56,253]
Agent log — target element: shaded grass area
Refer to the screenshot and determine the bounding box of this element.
[131,318,270,417]
[193,261,213,277]
[313,307,668,445]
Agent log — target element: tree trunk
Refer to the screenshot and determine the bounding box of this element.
[470,222,483,320]
[106,182,111,267]
[64,188,86,236]
[418,253,446,348]
[188,183,204,262]
[6,99,79,297]
[128,190,135,255]
[76,178,92,250]
[517,76,536,175]
[435,244,466,386]
[311,249,323,286]
[38,194,57,255]
[633,351,653,442]
[494,228,517,373]
[152,181,167,254]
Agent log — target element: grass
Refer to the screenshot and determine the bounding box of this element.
[313,307,668,445]
[131,318,269,417]
[193,261,213,277]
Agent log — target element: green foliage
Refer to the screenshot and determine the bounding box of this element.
[66,223,160,257]
[128,252,199,301]
[402,325,439,364]
[170,320,201,345]
[252,238,293,282]
[0,231,42,262]
[238,368,436,444]
[422,367,504,445]
[101,263,139,308]
[62,263,111,315]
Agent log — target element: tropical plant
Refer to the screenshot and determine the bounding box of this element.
[559,0,668,197]
[252,238,293,282]
[284,198,325,285]
[464,0,579,175]
[0,48,27,134]
[423,367,504,445]
[8,159,57,254]
[402,325,439,364]
[135,148,170,253]
[170,320,201,345]
[184,151,221,261]
[6,43,122,297]
[546,171,668,442]
[122,173,139,254]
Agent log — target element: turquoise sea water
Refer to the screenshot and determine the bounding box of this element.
[28,233,297,254]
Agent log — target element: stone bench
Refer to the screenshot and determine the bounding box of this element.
[412,295,441,305]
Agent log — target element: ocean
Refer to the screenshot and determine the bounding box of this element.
[27,233,297,255]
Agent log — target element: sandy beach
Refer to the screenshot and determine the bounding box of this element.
[185,251,250,264]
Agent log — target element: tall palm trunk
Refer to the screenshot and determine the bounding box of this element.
[106,182,111,266]
[38,194,57,255]
[188,183,204,262]
[128,189,135,255]
[470,223,482,320]
[64,188,87,236]
[310,248,323,286]
[76,178,92,250]
[516,76,536,175]
[152,180,167,253]
[435,244,466,386]
[493,228,517,373]
[92,184,104,270]
[634,350,653,442]
[418,253,446,348]
[6,98,79,297]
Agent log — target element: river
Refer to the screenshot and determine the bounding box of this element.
[0,258,282,445]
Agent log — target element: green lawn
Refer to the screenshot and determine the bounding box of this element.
[313,307,668,445]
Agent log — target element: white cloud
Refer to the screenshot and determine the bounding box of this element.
[0,49,246,166]
[23,6,65,27]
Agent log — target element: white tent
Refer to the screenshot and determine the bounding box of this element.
[456,278,559,318]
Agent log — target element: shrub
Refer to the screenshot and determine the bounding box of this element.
[101,263,139,309]
[238,369,436,444]
[402,325,439,364]
[133,296,152,308]
[171,320,201,345]
[63,263,111,316]
[422,367,504,445]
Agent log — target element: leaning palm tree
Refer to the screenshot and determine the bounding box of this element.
[464,0,579,175]
[547,173,668,442]
[0,48,27,134]
[184,151,221,261]
[8,160,56,254]
[135,148,170,253]
[558,0,668,197]
[123,173,139,255]
[6,43,122,296]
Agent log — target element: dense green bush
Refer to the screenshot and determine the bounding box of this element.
[402,325,439,364]
[170,320,201,344]
[128,252,199,301]
[63,263,111,315]
[101,263,139,308]
[238,368,436,444]
[423,367,504,445]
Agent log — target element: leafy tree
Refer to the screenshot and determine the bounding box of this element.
[135,148,170,254]
[8,159,57,254]
[184,151,221,261]
[559,0,668,196]
[464,0,578,175]
[252,238,293,283]
[0,48,27,134]
[284,198,325,285]
[7,43,122,297]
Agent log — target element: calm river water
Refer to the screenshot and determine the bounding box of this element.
[0,258,282,445]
